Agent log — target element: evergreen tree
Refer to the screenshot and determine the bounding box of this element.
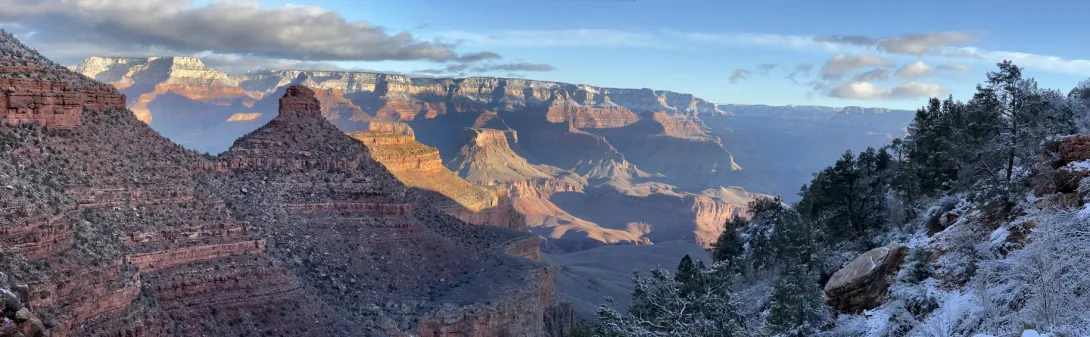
[742,196,788,271]
[797,148,891,250]
[675,255,706,296]
[763,263,830,337]
[596,267,746,337]
[713,215,746,265]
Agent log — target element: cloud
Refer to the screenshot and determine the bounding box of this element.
[455,51,501,63]
[0,0,492,63]
[938,64,973,73]
[889,82,947,98]
[198,54,347,73]
[820,54,893,80]
[757,63,779,75]
[893,61,934,79]
[825,80,946,100]
[729,69,751,84]
[817,32,974,56]
[439,29,663,48]
[676,31,853,53]
[680,31,1090,76]
[786,63,813,84]
[852,68,889,82]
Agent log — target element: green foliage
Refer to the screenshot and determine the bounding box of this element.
[762,263,829,337]
[740,196,790,271]
[797,148,892,251]
[713,215,746,265]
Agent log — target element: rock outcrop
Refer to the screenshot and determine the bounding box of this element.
[1059,134,1090,162]
[823,245,906,313]
[0,57,126,129]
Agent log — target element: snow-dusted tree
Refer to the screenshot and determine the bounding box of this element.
[713,215,746,266]
[797,148,892,251]
[1066,78,1090,132]
[595,265,747,337]
[762,261,829,337]
[740,196,787,271]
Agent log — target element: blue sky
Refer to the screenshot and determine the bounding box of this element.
[249,0,1090,109]
[6,0,1090,110]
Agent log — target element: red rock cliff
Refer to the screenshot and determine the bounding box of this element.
[0,58,126,129]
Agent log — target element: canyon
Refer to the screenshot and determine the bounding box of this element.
[69,56,914,252]
[0,31,566,337]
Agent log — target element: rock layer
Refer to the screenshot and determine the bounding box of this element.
[348,123,526,230]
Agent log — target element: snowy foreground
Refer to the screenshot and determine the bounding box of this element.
[820,194,1090,337]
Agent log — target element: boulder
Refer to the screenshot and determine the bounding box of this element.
[1055,161,1090,193]
[11,309,30,323]
[1,291,21,314]
[17,316,42,337]
[823,245,906,313]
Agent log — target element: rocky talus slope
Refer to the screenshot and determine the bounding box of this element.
[0,31,567,337]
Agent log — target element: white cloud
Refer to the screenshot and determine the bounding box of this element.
[894,61,934,79]
[820,54,893,80]
[889,81,947,98]
[827,81,889,100]
[826,81,946,100]
[963,48,1090,76]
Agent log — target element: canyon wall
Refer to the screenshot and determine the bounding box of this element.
[2,32,555,337]
[348,123,526,230]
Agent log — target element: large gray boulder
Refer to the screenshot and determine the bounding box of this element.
[823,245,906,313]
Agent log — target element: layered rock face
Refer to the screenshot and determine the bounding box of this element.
[1,32,554,337]
[0,58,125,129]
[348,122,526,230]
[71,56,258,123]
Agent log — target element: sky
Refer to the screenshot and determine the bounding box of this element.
[3,0,1090,110]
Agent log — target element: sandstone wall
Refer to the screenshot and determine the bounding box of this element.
[0,77,125,129]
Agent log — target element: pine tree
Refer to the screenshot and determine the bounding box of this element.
[675,255,705,296]
[596,267,746,337]
[763,262,830,337]
[713,215,745,264]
